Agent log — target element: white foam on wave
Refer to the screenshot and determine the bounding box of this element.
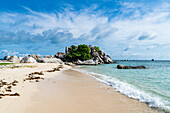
[71,68,170,112]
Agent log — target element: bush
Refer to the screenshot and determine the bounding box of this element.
[94,46,100,52]
[66,44,92,61]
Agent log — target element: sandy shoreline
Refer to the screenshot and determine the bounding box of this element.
[0,63,159,113]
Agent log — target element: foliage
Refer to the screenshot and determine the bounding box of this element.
[94,46,100,52]
[66,44,92,61]
[0,63,13,65]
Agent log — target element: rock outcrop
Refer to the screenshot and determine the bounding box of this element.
[36,58,63,64]
[76,59,98,65]
[28,54,37,59]
[54,52,66,62]
[44,55,54,58]
[4,55,10,60]
[7,56,20,63]
[64,45,114,65]
[18,57,23,61]
[103,55,113,64]
[20,56,37,63]
[3,45,113,65]
[117,65,146,69]
[89,45,114,64]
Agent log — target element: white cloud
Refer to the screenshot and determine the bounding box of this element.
[0,2,170,59]
[0,50,29,58]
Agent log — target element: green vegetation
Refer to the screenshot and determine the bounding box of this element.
[66,44,92,61]
[0,63,13,65]
[94,46,100,52]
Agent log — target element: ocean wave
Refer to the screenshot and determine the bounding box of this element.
[71,68,170,112]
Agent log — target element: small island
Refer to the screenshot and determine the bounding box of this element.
[2,44,114,65]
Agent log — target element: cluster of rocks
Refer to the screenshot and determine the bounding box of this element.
[0,80,20,99]
[0,64,65,100]
[66,45,114,65]
[117,65,146,69]
[4,54,63,64]
[3,45,114,65]
[24,64,64,83]
[46,65,64,72]
[24,71,45,82]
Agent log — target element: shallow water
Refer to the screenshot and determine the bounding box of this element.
[76,60,170,112]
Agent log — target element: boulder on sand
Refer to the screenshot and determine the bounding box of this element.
[28,54,37,60]
[44,55,54,58]
[20,56,37,63]
[117,65,146,69]
[36,58,63,64]
[76,59,98,65]
[4,55,10,60]
[36,55,41,58]
[54,52,66,62]
[18,57,23,60]
[28,54,41,60]
[7,56,20,63]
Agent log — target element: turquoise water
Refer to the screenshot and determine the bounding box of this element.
[76,61,170,112]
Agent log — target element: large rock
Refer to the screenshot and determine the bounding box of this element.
[117,65,146,69]
[36,58,63,64]
[4,55,10,60]
[44,55,54,58]
[54,52,66,62]
[76,59,98,65]
[103,55,113,64]
[28,54,41,60]
[99,50,105,56]
[94,55,104,64]
[89,45,96,54]
[55,52,65,58]
[36,55,41,58]
[7,56,20,63]
[20,56,37,63]
[28,54,37,60]
[18,57,23,60]
[65,47,70,54]
[64,45,114,65]
[92,52,99,57]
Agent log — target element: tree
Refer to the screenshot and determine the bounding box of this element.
[94,46,100,52]
[66,44,92,61]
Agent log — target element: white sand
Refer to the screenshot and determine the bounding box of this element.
[0,63,159,113]
[0,63,70,113]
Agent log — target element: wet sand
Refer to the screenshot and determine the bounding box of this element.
[23,69,159,113]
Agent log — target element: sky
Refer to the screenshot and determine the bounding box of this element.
[0,0,170,60]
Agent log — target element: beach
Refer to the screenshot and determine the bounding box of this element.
[0,63,159,113]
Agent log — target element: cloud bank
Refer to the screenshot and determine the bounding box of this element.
[0,2,170,59]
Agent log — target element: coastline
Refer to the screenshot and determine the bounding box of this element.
[0,63,159,113]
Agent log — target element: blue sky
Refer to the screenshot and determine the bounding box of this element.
[0,0,170,60]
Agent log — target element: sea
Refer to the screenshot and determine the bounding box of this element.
[74,60,170,112]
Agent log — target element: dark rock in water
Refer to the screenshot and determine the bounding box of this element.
[151,59,154,61]
[117,65,146,69]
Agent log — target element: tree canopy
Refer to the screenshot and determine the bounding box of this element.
[66,44,98,61]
